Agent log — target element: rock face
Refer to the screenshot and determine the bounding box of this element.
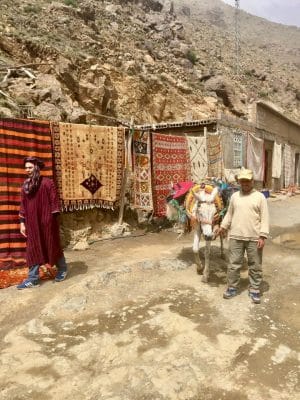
[0,0,299,122]
[204,75,245,116]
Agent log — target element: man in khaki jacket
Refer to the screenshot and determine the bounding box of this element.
[219,168,269,304]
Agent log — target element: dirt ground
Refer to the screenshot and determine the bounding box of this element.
[0,196,299,400]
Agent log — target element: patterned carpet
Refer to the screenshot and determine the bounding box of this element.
[51,122,125,211]
[132,130,153,210]
[152,133,191,216]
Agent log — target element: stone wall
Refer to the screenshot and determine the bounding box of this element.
[256,103,300,146]
[58,205,148,250]
[59,208,117,249]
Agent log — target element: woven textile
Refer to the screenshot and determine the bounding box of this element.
[52,123,125,211]
[284,144,295,187]
[224,168,241,183]
[247,133,264,181]
[132,130,153,210]
[207,133,223,178]
[0,118,55,288]
[272,142,282,179]
[187,136,207,182]
[152,133,191,216]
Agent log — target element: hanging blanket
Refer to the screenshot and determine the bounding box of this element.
[247,133,264,181]
[51,123,125,211]
[132,130,153,210]
[207,133,223,178]
[224,168,241,183]
[272,142,282,179]
[152,133,191,216]
[187,135,207,183]
[284,144,294,187]
[0,118,56,288]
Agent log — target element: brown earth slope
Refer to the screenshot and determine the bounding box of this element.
[0,0,299,124]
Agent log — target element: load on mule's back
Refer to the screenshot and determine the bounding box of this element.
[166,180,227,283]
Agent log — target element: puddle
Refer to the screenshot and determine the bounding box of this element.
[272,232,300,250]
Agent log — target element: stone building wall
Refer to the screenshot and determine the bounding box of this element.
[256,103,300,146]
[255,102,300,188]
[218,116,254,183]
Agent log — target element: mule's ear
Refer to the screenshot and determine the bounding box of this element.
[192,191,201,201]
[211,187,219,201]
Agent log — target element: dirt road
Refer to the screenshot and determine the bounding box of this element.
[0,196,299,400]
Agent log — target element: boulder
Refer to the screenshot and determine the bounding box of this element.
[55,56,78,93]
[72,240,90,251]
[204,75,245,116]
[34,101,62,121]
[0,106,14,117]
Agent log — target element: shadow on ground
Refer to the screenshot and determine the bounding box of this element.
[66,261,88,279]
[178,245,228,286]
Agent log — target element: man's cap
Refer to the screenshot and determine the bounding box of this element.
[24,156,45,169]
[237,168,253,181]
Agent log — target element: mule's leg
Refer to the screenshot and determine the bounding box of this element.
[202,240,212,283]
[192,223,202,274]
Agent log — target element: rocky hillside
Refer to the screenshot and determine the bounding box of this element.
[0,0,299,125]
[169,0,300,118]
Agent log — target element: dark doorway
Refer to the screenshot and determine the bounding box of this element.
[263,141,273,188]
[295,153,300,186]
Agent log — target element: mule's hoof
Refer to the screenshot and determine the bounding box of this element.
[201,276,208,283]
[196,265,203,275]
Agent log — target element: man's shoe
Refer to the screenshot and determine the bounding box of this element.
[55,270,67,282]
[249,291,261,304]
[223,287,238,299]
[17,280,40,290]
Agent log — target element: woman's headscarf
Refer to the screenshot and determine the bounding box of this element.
[23,157,45,195]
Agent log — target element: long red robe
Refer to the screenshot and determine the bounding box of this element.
[19,177,63,267]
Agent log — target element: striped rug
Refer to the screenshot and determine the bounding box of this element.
[0,118,54,288]
[207,133,224,178]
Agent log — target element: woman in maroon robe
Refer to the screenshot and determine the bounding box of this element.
[17,157,68,289]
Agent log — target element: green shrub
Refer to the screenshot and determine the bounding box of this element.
[63,0,78,7]
[244,69,253,76]
[23,4,42,13]
[258,91,268,98]
[186,49,197,65]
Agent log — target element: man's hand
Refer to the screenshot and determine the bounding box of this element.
[257,237,265,249]
[217,226,227,238]
[20,222,27,237]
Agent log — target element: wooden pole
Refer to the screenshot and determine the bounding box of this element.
[118,117,134,225]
